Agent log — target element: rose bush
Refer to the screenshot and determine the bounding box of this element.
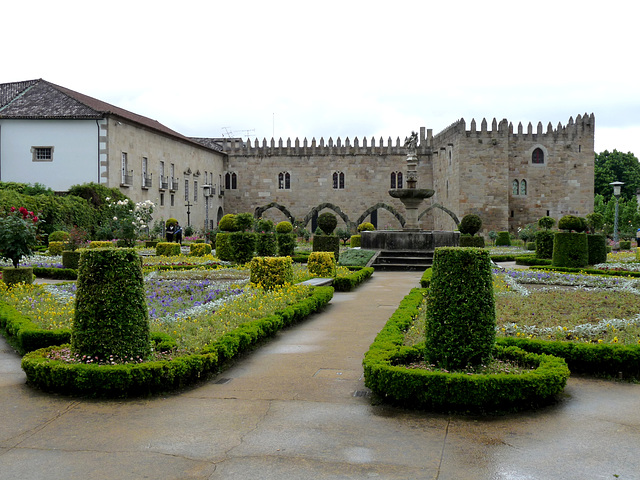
[0,206,42,267]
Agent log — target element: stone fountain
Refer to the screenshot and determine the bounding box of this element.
[360,132,459,268]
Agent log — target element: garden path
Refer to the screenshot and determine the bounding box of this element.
[1,271,640,479]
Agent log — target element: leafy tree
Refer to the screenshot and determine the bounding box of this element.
[594,150,640,201]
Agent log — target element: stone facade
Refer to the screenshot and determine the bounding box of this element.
[220,114,595,235]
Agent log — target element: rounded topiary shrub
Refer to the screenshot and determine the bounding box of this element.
[535,230,555,259]
[558,215,585,232]
[458,214,483,236]
[552,232,588,268]
[494,231,511,246]
[190,243,212,256]
[218,214,238,232]
[48,241,65,256]
[71,248,150,361]
[256,218,274,233]
[350,235,361,248]
[276,232,296,257]
[235,213,255,232]
[425,247,495,370]
[357,222,375,232]
[587,234,607,265]
[538,216,556,230]
[275,221,293,234]
[317,212,337,235]
[49,230,70,243]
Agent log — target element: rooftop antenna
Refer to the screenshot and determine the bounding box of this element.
[221,127,256,139]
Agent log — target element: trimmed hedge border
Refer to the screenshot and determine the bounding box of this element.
[420,268,432,288]
[529,265,640,278]
[33,267,78,280]
[332,267,373,292]
[363,288,570,412]
[19,286,334,397]
[497,337,640,379]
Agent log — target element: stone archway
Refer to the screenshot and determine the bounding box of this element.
[302,203,353,230]
[419,203,460,227]
[356,203,405,229]
[254,202,296,224]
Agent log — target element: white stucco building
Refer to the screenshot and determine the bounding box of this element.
[0,79,226,231]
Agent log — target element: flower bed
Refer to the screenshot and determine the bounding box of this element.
[363,289,570,412]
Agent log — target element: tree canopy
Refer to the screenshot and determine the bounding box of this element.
[594,150,640,201]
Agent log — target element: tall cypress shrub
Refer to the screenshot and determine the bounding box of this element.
[425,247,495,370]
[71,248,150,361]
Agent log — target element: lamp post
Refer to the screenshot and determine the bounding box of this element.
[610,181,624,249]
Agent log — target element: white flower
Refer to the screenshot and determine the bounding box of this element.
[105,197,110,201]
[113,216,118,221]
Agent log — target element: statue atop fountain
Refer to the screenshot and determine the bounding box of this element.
[388,131,435,230]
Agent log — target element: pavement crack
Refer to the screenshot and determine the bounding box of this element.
[434,417,450,480]
[0,401,81,456]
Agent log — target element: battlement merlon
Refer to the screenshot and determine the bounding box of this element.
[220,128,434,157]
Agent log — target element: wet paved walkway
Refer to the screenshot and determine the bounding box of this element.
[1,271,640,479]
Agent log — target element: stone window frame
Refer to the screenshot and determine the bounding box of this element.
[225,172,238,190]
[278,171,291,190]
[390,171,403,189]
[530,145,548,165]
[31,146,53,162]
[512,179,528,196]
[332,171,345,189]
[194,180,198,202]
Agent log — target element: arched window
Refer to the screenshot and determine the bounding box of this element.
[333,171,345,189]
[390,171,403,189]
[225,172,237,190]
[512,180,519,195]
[520,179,527,195]
[532,148,544,164]
[278,171,290,190]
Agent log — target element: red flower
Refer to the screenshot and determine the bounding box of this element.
[32,216,39,223]
[10,206,16,212]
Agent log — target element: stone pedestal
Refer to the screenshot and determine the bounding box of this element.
[360,230,459,250]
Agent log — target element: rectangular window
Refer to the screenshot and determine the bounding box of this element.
[194,180,198,202]
[185,180,189,201]
[142,157,149,188]
[121,152,131,185]
[171,194,175,207]
[160,193,165,206]
[32,146,53,162]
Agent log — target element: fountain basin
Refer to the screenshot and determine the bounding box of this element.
[360,230,459,250]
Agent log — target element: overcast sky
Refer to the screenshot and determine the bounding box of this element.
[3,0,639,157]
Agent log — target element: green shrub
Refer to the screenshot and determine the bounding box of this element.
[538,216,556,230]
[256,232,277,257]
[318,212,337,235]
[312,235,340,262]
[165,218,178,228]
[425,247,495,370]
[558,215,586,232]
[276,232,296,257]
[535,230,555,259]
[619,240,632,250]
[552,232,588,268]
[48,241,65,255]
[526,241,536,250]
[2,267,33,286]
[89,241,114,249]
[494,231,511,246]
[350,235,361,248]
[215,232,233,261]
[338,249,375,267]
[256,218,274,233]
[229,231,256,264]
[249,256,293,289]
[514,255,552,266]
[420,268,432,288]
[357,222,375,232]
[190,243,212,256]
[49,230,70,242]
[587,234,607,265]
[459,234,485,247]
[71,248,150,361]
[458,214,482,235]
[586,212,604,233]
[156,242,181,256]
[332,267,373,292]
[308,251,336,277]
[218,214,238,232]
[62,250,81,270]
[275,221,294,233]
[235,213,254,232]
